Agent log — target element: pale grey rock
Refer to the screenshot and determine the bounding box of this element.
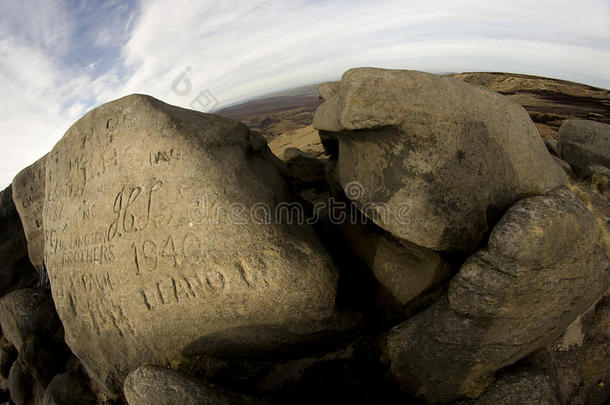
[43,94,345,396]
[314,67,567,251]
[558,119,610,175]
[124,365,266,405]
[381,188,609,403]
[12,156,46,273]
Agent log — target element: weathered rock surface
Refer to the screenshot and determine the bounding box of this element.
[0,186,37,297]
[532,291,610,405]
[456,368,560,405]
[381,188,609,402]
[558,120,610,176]
[12,156,46,273]
[43,94,344,396]
[314,67,567,251]
[0,289,61,351]
[124,365,266,405]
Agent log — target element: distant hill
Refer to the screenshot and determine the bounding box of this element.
[451,72,610,139]
[216,72,610,141]
[215,84,323,140]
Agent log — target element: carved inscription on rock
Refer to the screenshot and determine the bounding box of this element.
[43,95,340,396]
[13,155,47,271]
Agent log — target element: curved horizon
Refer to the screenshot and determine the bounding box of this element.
[1,0,609,188]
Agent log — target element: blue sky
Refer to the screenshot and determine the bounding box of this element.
[1,0,610,188]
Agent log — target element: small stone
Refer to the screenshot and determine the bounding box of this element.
[124,365,267,405]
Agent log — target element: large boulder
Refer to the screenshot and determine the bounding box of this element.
[381,188,609,402]
[12,156,46,274]
[0,289,61,351]
[314,67,567,251]
[43,95,345,396]
[124,365,265,405]
[558,119,610,175]
[0,186,37,296]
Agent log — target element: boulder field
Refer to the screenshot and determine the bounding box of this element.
[0,68,609,405]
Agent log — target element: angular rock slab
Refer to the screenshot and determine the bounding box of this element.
[43,95,341,396]
[558,119,610,175]
[124,365,266,405]
[381,188,609,403]
[314,67,567,251]
[12,156,47,273]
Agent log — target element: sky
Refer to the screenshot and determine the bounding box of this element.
[1,0,609,188]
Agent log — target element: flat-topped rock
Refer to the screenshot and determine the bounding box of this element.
[314,67,567,251]
[43,94,344,396]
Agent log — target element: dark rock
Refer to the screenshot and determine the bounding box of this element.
[0,289,61,351]
[282,148,327,185]
[0,186,37,297]
[544,138,559,156]
[0,338,17,379]
[42,368,96,405]
[20,335,70,388]
[8,361,31,405]
[456,368,560,405]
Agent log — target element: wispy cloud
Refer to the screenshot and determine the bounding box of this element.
[1,0,609,187]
